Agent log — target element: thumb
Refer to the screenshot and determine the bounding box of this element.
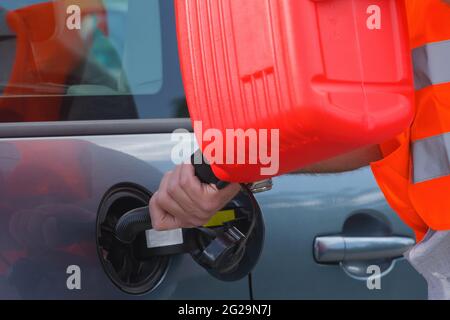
[205,182,241,203]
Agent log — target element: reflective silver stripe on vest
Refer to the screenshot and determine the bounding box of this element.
[413,40,450,90]
[412,133,450,183]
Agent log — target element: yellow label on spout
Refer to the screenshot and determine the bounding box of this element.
[203,210,236,227]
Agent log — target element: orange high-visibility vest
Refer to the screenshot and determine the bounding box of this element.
[371,0,450,241]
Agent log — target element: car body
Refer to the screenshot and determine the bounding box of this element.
[0,0,427,299]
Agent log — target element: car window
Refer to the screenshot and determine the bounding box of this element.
[0,0,189,122]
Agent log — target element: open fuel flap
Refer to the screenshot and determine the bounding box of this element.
[97,183,265,294]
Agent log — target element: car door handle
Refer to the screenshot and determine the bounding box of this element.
[314,236,415,263]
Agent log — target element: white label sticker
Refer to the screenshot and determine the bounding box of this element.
[145,228,184,248]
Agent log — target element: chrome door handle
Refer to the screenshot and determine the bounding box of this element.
[314,236,415,263]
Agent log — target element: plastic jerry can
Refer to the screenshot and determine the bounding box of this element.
[176,0,414,183]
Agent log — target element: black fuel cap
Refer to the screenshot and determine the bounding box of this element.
[190,188,265,282]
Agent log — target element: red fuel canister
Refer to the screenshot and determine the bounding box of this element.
[176,0,414,182]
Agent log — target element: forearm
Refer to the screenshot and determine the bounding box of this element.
[296,145,382,174]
